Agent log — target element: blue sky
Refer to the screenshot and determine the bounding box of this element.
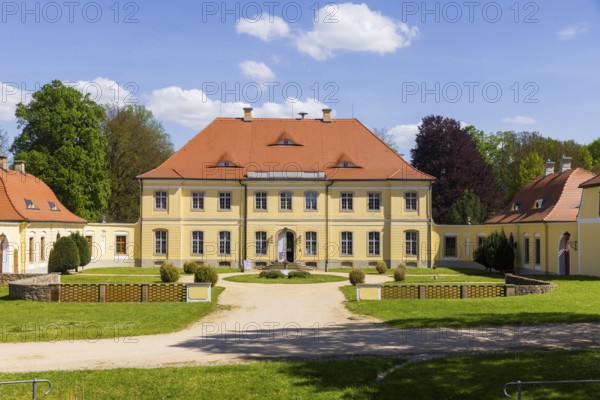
[1,0,599,157]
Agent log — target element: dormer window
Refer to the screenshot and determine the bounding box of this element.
[25,199,37,210]
[270,131,302,146]
[512,202,521,211]
[533,199,544,209]
[337,161,357,168]
[48,201,60,212]
[217,161,235,167]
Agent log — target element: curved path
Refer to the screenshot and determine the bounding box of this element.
[1,272,599,372]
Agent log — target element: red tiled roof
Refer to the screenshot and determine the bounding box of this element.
[138,118,435,181]
[486,168,595,224]
[0,170,86,223]
[580,174,600,188]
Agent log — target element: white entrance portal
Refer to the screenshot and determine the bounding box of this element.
[277,230,295,262]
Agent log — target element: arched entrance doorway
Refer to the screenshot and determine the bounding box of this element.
[558,234,571,276]
[277,229,295,262]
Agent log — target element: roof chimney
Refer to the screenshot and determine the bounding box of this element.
[322,108,332,123]
[243,107,253,122]
[0,155,7,171]
[14,160,25,174]
[559,155,572,173]
[544,160,555,177]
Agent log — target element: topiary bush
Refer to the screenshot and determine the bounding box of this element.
[183,261,198,274]
[48,237,80,273]
[375,261,387,274]
[288,271,312,279]
[194,265,219,287]
[394,263,406,282]
[159,262,179,283]
[348,268,365,285]
[477,230,515,273]
[70,231,91,267]
[258,270,286,279]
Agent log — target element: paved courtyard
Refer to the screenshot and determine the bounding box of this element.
[1,273,599,372]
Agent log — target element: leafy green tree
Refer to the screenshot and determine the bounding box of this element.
[48,236,80,273]
[10,80,109,221]
[588,138,600,173]
[449,189,487,225]
[69,232,91,267]
[517,151,544,188]
[411,115,502,223]
[102,104,174,222]
[474,230,515,272]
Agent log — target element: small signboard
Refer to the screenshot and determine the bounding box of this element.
[243,260,253,271]
[187,283,212,302]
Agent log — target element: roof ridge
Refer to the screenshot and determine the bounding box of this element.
[544,168,591,221]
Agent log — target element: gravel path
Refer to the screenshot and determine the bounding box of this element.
[1,272,599,372]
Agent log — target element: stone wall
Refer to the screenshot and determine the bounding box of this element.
[8,274,61,301]
[505,274,557,295]
[0,273,47,285]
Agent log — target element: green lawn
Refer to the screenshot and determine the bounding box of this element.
[61,275,164,284]
[328,266,490,275]
[81,266,240,275]
[224,274,346,284]
[1,352,598,399]
[342,276,600,328]
[0,286,224,343]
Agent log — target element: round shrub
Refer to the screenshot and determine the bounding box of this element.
[183,261,198,274]
[258,270,286,279]
[70,231,91,267]
[288,271,312,279]
[159,262,179,283]
[48,237,80,273]
[394,263,406,282]
[348,268,365,285]
[194,265,219,287]
[375,261,387,274]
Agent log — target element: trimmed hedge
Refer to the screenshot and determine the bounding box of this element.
[48,237,80,273]
[160,262,180,283]
[183,261,199,274]
[70,232,91,267]
[394,263,406,282]
[288,271,312,279]
[348,268,365,285]
[258,270,286,279]
[194,265,219,287]
[375,261,387,274]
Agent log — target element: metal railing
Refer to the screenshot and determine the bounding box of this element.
[0,379,52,399]
[504,379,600,399]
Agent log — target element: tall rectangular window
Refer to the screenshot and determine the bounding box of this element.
[154,230,167,255]
[524,237,530,264]
[219,192,231,210]
[535,237,541,264]
[368,193,381,211]
[219,231,231,255]
[192,231,204,255]
[406,231,418,256]
[255,231,267,255]
[280,192,292,210]
[444,236,457,257]
[405,192,417,211]
[255,192,267,210]
[155,191,167,210]
[368,232,380,256]
[341,193,353,211]
[341,231,353,255]
[305,192,318,211]
[28,237,34,263]
[192,192,204,210]
[115,235,127,255]
[40,237,46,262]
[305,232,317,256]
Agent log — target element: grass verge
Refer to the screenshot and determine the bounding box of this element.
[0,352,598,399]
[0,286,224,343]
[224,274,346,284]
[341,276,600,328]
[328,266,490,275]
[80,266,240,275]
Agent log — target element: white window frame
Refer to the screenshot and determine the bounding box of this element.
[219,192,232,211]
[280,191,293,211]
[114,233,128,257]
[305,231,317,256]
[219,231,231,255]
[191,192,205,211]
[191,231,204,255]
[405,192,418,211]
[368,231,380,256]
[305,191,318,211]
[255,231,268,255]
[405,231,418,256]
[255,192,267,211]
[341,192,353,211]
[154,230,168,255]
[154,191,168,210]
[368,192,381,211]
[341,231,353,256]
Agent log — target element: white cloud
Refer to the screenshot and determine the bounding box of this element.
[501,115,536,125]
[295,3,419,60]
[0,82,24,122]
[236,15,290,41]
[146,86,332,130]
[239,60,276,82]
[67,77,137,106]
[388,123,420,157]
[557,23,588,40]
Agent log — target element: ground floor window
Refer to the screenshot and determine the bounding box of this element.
[341,232,353,255]
[219,231,231,255]
[154,230,167,255]
[444,236,457,258]
[255,231,267,255]
[405,231,418,256]
[192,231,204,255]
[115,235,127,255]
[535,236,541,264]
[368,232,380,256]
[524,236,530,264]
[305,232,317,256]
